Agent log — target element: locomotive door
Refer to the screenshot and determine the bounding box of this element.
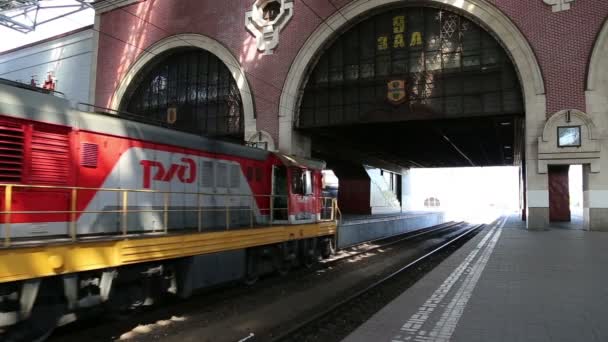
[272,166,288,221]
[549,165,571,222]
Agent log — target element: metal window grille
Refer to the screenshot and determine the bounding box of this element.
[299,7,523,128]
[122,49,244,139]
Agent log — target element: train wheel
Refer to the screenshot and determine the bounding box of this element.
[1,297,64,342]
[302,253,315,269]
[274,246,290,276]
[244,249,259,286]
[276,258,290,276]
[244,273,259,286]
[320,238,335,259]
[273,244,292,276]
[300,239,316,269]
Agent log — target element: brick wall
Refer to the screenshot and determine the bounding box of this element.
[489,0,608,114]
[95,0,608,143]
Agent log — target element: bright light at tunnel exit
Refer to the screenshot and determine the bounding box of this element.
[409,166,520,224]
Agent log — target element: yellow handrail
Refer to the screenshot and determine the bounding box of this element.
[333,198,342,223]
[0,183,339,247]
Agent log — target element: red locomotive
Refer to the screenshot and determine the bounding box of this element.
[0,79,337,341]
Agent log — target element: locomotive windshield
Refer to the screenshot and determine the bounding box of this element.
[292,168,313,196]
[272,166,288,221]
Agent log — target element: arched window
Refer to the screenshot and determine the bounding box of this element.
[424,197,441,207]
[299,7,522,128]
[121,48,243,140]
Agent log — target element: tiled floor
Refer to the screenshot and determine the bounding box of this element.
[342,214,608,342]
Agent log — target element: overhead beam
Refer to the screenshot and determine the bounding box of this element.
[435,128,476,167]
[0,0,92,33]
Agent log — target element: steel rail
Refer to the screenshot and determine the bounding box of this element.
[267,223,484,342]
[325,221,465,265]
[337,220,462,250]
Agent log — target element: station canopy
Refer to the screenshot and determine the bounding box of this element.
[0,0,93,33]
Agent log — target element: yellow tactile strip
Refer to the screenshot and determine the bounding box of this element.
[0,222,337,283]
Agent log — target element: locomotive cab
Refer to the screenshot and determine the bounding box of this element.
[272,153,325,224]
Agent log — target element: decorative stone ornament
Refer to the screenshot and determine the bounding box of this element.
[246,130,276,151]
[245,0,294,55]
[543,0,575,12]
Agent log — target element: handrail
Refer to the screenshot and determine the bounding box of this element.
[333,198,342,223]
[0,78,67,98]
[0,183,338,247]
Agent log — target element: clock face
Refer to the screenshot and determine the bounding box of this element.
[558,126,581,147]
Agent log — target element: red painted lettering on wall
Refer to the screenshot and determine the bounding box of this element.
[140,158,197,188]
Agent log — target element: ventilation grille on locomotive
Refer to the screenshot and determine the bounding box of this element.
[30,127,70,185]
[81,143,99,168]
[0,122,24,182]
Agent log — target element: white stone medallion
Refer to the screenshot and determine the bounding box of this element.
[543,0,575,12]
[246,0,294,55]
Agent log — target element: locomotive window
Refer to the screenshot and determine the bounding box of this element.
[291,168,304,195]
[255,167,263,182]
[230,164,240,188]
[291,169,313,195]
[216,163,228,187]
[202,161,214,188]
[304,170,313,195]
[246,166,253,181]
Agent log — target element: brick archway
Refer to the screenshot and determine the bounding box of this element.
[279,0,545,154]
[279,0,547,228]
[587,19,608,134]
[110,33,257,142]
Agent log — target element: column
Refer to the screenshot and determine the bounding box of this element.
[401,169,413,211]
[583,156,608,231]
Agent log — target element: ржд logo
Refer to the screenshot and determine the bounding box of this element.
[140,158,196,188]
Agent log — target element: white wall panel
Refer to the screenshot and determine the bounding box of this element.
[0,28,93,104]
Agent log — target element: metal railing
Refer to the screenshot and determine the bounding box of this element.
[0,184,339,247]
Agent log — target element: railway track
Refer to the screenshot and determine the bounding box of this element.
[266,223,484,342]
[325,221,465,265]
[49,221,478,342]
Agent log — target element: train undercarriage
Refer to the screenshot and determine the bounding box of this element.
[0,235,335,341]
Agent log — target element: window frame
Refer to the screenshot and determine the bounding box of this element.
[557,125,582,148]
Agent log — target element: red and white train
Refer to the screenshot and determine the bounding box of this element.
[0,79,337,341]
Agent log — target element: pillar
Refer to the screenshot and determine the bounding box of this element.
[520,164,527,220]
[525,95,550,230]
[401,169,413,211]
[526,160,549,230]
[331,163,372,215]
[583,159,608,231]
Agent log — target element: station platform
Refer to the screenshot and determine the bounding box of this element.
[338,211,445,248]
[343,213,608,342]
